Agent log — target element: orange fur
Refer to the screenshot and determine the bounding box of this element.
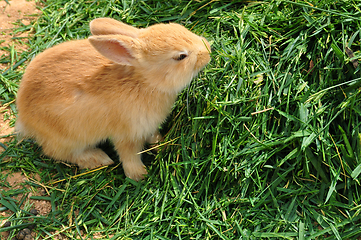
[16,18,211,181]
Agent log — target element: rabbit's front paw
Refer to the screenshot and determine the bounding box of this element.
[123,160,148,181]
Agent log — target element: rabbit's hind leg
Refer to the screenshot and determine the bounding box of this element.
[16,117,114,169]
[68,148,114,169]
[42,140,114,169]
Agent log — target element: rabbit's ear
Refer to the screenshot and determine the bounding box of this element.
[88,36,139,66]
[90,18,140,38]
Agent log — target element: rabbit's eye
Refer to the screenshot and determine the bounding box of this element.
[174,52,188,61]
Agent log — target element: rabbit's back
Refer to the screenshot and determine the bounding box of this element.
[17,39,175,144]
[18,40,106,104]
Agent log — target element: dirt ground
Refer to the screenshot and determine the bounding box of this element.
[0,0,40,68]
[1,2,114,239]
[0,0,40,143]
[0,171,52,239]
[0,1,53,239]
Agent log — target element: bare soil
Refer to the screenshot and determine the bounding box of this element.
[1,171,53,239]
[0,1,52,239]
[0,0,41,144]
[0,0,40,56]
[0,3,113,239]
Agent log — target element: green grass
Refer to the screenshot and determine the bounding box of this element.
[1,0,361,239]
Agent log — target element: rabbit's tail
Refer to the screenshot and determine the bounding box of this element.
[15,118,27,137]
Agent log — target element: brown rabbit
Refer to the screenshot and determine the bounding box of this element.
[16,18,211,181]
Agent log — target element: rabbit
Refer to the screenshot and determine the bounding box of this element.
[15,17,211,181]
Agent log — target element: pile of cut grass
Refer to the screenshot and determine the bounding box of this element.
[1,0,361,239]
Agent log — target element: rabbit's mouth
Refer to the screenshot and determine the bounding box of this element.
[195,56,211,72]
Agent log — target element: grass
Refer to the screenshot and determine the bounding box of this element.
[1,0,361,239]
